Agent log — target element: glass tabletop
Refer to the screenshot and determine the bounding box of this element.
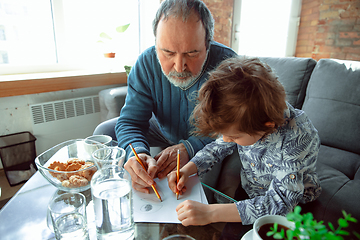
[0,171,251,240]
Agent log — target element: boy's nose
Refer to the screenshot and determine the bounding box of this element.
[222,135,232,143]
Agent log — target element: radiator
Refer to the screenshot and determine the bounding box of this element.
[30,95,101,155]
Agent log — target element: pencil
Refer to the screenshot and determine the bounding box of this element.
[129,144,162,202]
[176,149,180,200]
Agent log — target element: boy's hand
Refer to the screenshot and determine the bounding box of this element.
[167,161,198,196]
[167,169,188,195]
[176,201,241,226]
[176,200,214,226]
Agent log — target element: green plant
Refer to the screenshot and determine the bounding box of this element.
[267,206,360,240]
[124,65,132,76]
[97,23,130,53]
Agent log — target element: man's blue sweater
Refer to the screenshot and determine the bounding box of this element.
[116,41,236,159]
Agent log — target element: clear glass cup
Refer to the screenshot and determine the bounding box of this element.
[85,135,112,146]
[91,165,134,240]
[48,192,89,240]
[92,146,126,169]
[163,234,196,240]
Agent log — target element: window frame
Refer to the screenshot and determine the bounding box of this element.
[231,0,302,57]
[0,0,158,76]
[0,0,159,97]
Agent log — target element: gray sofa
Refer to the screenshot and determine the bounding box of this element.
[98,57,360,232]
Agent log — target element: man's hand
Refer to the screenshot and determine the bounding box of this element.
[124,153,158,193]
[154,143,189,179]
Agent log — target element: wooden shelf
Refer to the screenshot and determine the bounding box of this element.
[0,72,127,98]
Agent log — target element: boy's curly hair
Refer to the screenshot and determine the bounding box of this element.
[192,56,287,138]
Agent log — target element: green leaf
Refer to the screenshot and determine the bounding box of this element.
[337,230,350,236]
[99,32,112,40]
[338,218,349,228]
[273,233,283,239]
[328,222,335,231]
[303,212,314,224]
[124,65,132,76]
[286,229,294,240]
[314,222,326,229]
[324,233,342,240]
[288,212,302,223]
[317,229,329,235]
[116,23,130,33]
[273,222,278,232]
[348,217,358,223]
[294,205,302,214]
[353,231,360,239]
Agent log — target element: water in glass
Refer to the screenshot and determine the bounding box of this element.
[92,178,134,240]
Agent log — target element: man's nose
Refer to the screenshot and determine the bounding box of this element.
[174,55,186,72]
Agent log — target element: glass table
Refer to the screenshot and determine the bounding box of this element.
[0,171,252,240]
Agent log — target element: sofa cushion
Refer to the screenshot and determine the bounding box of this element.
[300,145,360,232]
[257,56,316,109]
[98,85,128,122]
[302,59,360,154]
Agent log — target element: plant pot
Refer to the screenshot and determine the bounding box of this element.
[104,52,116,58]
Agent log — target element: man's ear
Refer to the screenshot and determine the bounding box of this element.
[265,122,275,128]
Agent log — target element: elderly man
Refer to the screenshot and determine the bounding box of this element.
[94,0,236,193]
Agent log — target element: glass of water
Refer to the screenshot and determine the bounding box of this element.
[48,192,89,240]
[91,165,134,240]
[92,146,126,169]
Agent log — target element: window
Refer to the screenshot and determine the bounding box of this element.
[0,0,56,66]
[232,0,301,57]
[0,0,159,75]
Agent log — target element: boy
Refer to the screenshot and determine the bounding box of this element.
[167,56,322,226]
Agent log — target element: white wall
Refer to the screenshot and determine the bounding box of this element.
[0,84,121,168]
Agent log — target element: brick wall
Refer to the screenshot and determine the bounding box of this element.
[296,0,360,61]
[158,0,234,47]
[203,0,234,47]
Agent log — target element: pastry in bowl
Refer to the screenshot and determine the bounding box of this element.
[36,139,105,192]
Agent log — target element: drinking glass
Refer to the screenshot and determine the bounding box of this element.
[163,235,196,240]
[48,192,89,240]
[85,135,112,146]
[92,146,126,169]
[91,165,134,240]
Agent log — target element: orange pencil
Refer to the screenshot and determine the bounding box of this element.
[129,144,162,202]
[176,149,180,200]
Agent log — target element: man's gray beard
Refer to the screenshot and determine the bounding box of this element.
[156,50,208,88]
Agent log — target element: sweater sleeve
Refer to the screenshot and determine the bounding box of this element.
[236,131,321,225]
[115,53,153,159]
[179,136,214,159]
[190,138,237,175]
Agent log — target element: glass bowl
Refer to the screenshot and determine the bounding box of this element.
[35,139,106,192]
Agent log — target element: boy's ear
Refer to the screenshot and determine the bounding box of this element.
[265,122,275,128]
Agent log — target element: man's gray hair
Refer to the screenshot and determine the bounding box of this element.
[152,0,214,49]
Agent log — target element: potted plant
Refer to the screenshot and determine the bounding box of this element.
[124,65,132,76]
[267,206,360,240]
[97,23,130,58]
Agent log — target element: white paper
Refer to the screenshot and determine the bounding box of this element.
[133,175,207,223]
